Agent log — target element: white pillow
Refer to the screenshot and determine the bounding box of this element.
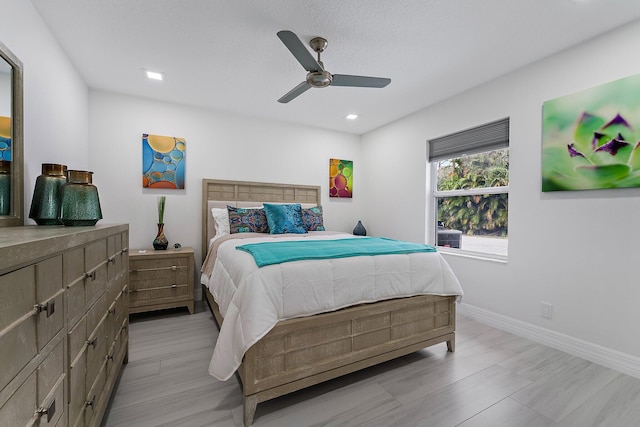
[211,208,230,238]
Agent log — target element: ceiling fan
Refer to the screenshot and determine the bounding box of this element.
[276,30,391,103]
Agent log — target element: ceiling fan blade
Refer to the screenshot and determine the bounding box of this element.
[277,30,323,72]
[331,74,391,88]
[278,81,311,103]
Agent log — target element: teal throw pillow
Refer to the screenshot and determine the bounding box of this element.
[263,203,307,234]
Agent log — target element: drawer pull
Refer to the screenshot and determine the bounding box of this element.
[171,265,177,271]
[121,324,128,332]
[108,307,116,315]
[87,337,98,348]
[108,256,116,264]
[122,248,129,254]
[37,399,56,423]
[85,395,96,409]
[84,271,96,281]
[36,298,56,318]
[106,353,114,361]
[171,284,177,289]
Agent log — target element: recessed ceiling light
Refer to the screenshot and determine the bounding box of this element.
[145,70,164,81]
[345,114,358,120]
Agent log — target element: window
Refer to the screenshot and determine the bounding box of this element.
[429,118,509,257]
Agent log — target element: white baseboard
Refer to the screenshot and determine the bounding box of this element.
[457,303,640,379]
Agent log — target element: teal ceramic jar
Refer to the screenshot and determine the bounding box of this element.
[0,160,10,215]
[59,170,103,226]
[29,163,67,225]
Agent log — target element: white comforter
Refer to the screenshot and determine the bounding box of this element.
[202,232,463,381]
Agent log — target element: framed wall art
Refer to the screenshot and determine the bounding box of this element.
[329,158,353,198]
[142,133,186,189]
[542,74,640,192]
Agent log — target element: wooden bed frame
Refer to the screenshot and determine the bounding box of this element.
[201,179,456,426]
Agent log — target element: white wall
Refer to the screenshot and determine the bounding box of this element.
[88,90,362,270]
[0,0,89,216]
[361,20,640,361]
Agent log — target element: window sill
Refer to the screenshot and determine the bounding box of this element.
[437,247,508,264]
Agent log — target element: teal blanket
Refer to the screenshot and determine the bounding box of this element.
[236,237,437,267]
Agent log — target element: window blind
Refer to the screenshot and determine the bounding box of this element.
[428,117,509,162]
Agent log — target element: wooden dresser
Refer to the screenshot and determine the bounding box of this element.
[0,224,129,427]
[128,247,194,315]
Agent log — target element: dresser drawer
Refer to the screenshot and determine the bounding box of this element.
[0,266,37,392]
[64,239,110,326]
[0,370,36,426]
[106,289,126,343]
[68,346,87,427]
[36,338,65,427]
[36,256,64,352]
[86,314,108,393]
[65,246,86,324]
[84,358,107,427]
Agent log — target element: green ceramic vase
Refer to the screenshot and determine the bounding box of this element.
[59,170,103,226]
[29,163,67,225]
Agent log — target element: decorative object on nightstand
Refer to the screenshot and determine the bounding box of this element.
[59,169,103,226]
[353,220,366,236]
[153,195,169,250]
[29,163,67,225]
[128,247,195,314]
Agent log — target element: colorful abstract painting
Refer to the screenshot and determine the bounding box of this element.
[329,158,353,198]
[0,116,11,161]
[542,74,640,191]
[142,133,186,189]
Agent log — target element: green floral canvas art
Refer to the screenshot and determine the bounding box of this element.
[542,73,640,191]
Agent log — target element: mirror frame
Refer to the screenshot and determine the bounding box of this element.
[0,40,23,227]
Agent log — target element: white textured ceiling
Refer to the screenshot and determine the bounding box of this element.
[31,0,640,135]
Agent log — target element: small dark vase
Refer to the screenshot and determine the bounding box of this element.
[153,223,169,250]
[353,220,367,236]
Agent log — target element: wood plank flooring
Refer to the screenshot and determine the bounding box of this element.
[102,302,640,426]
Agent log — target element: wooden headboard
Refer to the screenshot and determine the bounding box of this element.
[201,179,321,256]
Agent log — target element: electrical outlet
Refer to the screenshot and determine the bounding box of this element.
[540,302,553,319]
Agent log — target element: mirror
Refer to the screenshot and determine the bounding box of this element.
[0,40,23,227]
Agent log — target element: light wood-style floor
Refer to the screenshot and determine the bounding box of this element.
[102,302,640,427]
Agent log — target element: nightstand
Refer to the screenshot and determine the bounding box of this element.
[128,247,195,314]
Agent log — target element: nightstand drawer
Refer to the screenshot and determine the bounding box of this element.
[129,283,190,304]
[129,265,189,289]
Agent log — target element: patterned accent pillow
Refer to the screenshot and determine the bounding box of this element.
[302,206,325,231]
[227,206,269,234]
[263,203,307,234]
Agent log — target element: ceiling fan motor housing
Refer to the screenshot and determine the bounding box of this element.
[306,70,332,87]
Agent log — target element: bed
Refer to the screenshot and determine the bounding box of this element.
[200,179,463,426]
